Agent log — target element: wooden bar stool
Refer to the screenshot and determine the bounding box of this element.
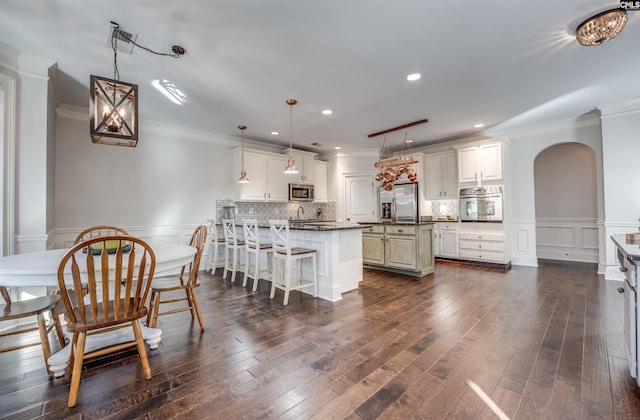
[222,219,245,283]
[242,219,272,291]
[269,220,317,305]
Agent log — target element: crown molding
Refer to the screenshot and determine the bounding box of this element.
[488,113,601,141]
[598,99,640,118]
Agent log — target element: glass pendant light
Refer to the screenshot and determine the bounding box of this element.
[283,99,299,174]
[238,125,250,183]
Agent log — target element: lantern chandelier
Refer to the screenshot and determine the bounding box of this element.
[238,125,250,184]
[576,8,628,46]
[284,99,299,174]
[90,21,185,147]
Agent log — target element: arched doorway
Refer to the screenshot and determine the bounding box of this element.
[534,143,598,262]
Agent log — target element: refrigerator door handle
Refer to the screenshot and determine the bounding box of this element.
[391,198,396,222]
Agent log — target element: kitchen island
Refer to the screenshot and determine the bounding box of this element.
[361,221,435,277]
[252,221,370,302]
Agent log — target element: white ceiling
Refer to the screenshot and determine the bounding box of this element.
[1,1,639,152]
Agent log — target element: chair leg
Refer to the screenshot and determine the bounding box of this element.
[283,260,292,306]
[36,312,53,375]
[150,290,161,328]
[242,251,250,287]
[68,332,86,407]
[146,290,156,327]
[191,289,205,332]
[51,307,66,348]
[251,252,261,291]
[132,320,152,380]
[184,288,195,319]
[270,257,278,299]
[223,245,230,280]
[230,248,238,283]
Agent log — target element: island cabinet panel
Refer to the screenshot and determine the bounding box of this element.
[362,227,385,266]
[362,223,434,277]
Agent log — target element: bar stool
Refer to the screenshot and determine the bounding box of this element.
[207,219,225,274]
[242,219,272,291]
[269,220,317,305]
[222,218,245,283]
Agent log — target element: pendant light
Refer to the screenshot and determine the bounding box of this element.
[238,125,250,183]
[283,99,299,175]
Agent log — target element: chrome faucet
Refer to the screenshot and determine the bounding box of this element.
[297,206,305,220]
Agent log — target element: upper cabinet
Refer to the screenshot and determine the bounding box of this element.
[425,151,458,200]
[233,149,289,202]
[282,150,317,184]
[457,142,502,184]
[313,160,328,202]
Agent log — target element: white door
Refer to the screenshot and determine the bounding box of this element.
[344,175,375,224]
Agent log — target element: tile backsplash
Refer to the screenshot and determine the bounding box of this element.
[215,200,337,224]
[429,199,458,220]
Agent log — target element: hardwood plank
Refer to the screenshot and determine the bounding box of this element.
[2,261,640,419]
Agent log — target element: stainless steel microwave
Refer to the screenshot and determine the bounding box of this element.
[289,183,314,202]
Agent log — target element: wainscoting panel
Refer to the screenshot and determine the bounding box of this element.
[536,218,598,263]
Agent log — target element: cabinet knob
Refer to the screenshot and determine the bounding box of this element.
[620,266,628,272]
[479,245,482,249]
[618,287,625,294]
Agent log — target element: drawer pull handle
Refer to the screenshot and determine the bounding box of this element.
[398,229,403,233]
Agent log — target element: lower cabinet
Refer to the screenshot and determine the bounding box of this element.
[434,222,458,259]
[458,232,505,263]
[362,224,434,277]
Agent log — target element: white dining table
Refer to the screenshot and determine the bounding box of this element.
[0,243,196,377]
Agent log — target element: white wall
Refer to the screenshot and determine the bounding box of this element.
[507,115,603,267]
[53,107,238,248]
[600,100,640,280]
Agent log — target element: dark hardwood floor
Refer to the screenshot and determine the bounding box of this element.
[2,260,640,419]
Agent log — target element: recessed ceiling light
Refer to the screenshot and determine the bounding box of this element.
[334,146,341,150]
[474,123,484,128]
[406,73,421,81]
[322,109,333,115]
[271,131,279,135]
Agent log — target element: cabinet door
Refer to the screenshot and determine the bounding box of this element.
[479,143,502,181]
[313,161,328,202]
[440,231,458,258]
[363,234,385,265]
[239,153,268,201]
[266,155,289,202]
[441,152,458,198]
[458,147,478,183]
[433,229,442,257]
[386,235,417,270]
[425,155,444,200]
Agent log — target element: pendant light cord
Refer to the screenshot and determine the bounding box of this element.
[289,102,294,157]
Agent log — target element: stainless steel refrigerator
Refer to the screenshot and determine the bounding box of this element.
[379,182,419,223]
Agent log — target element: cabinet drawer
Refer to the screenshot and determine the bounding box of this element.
[436,223,459,231]
[459,249,505,262]
[459,232,504,242]
[459,240,504,252]
[386,225,417,235]
[363,225,385,234]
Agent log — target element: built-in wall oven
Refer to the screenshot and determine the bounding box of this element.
[460,186,503,222]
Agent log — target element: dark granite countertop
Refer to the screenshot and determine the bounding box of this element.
[611,233,640,261]
[256,222,372,232]
[358,221,436,226]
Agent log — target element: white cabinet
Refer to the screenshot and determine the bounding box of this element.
[458,231,505,262]
[283,150,316,184]
[457,142,502,184]
[434,222,458,259]
[234,149,288,202]
[425,151,458,200]
[313,160,328,202]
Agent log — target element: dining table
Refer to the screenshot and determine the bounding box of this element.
[0,243,197,377]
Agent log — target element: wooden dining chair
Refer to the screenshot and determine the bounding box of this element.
[57,235,156,408]
[146,225,208,331]
[74,225,129,244]
[0,286,66,375]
